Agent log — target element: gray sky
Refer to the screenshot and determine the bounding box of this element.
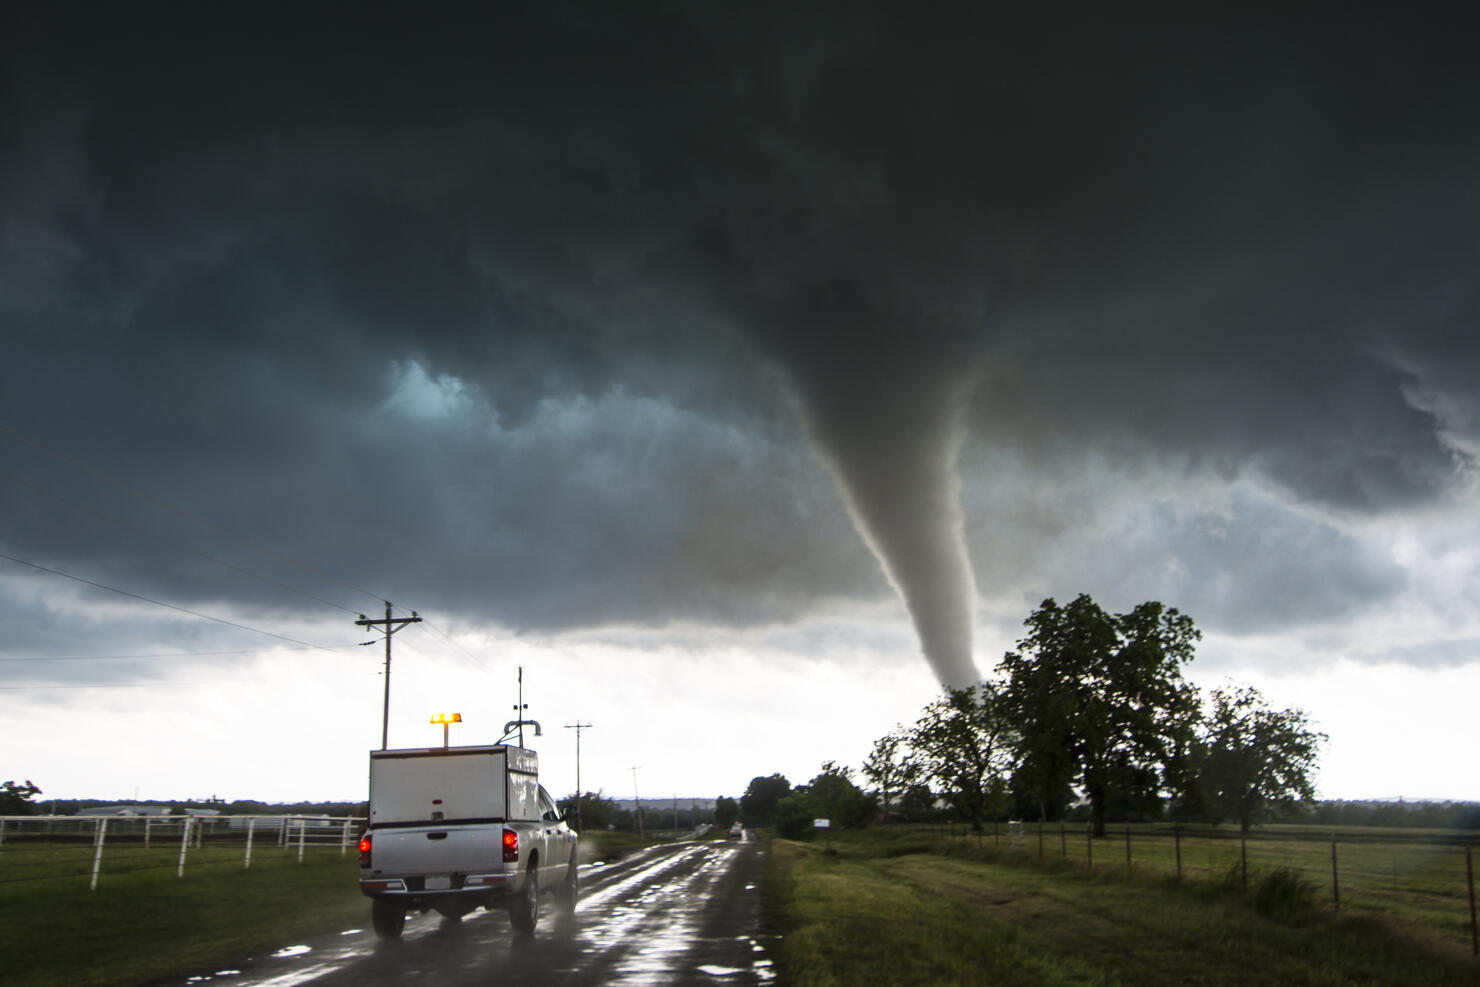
[3,4,1477,803]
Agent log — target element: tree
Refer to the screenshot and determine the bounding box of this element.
[895,782,943,823]
[559,791,617,831]
[713,796,739,828]
[861,728,916,822]
[739,774,791,829]
[998,595,1201,836]
[909,683,1016,832]
[773,763,875,839]
[0,780,42,815]
[1198,685,1326,833]
[806,762,874,830]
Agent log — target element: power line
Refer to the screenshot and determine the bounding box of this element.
[0,550,344,654]
[417,619,497,675]
[0,645,362,663]
[0,679,235,692]
[0,432,469,674]
[0,423,392,612]
[9,472,364,616]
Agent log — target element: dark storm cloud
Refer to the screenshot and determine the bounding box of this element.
[1079,489,1408,633]
[3,4,1479,680]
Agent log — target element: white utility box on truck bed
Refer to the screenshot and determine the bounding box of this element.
[358,744,578,938]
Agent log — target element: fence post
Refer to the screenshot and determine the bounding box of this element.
[342,818,353,856]
[178,817,192,878]
[90,817,109,891]
[245,818,256,869]
[0,818,6,846]
[1466,846,1476,956]
[1174,823,1182,881]
[1330,835,1340,911]
[297,817,307,863]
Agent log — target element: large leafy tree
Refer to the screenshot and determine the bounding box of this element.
[860,728,916,822]
[998,595,1201,836]
[0,780,42,815]
[775,762,875,838]
[713,796,739,828]
[739,773,792,828]
[1199,685,1326,833]
[909,683,1016,832]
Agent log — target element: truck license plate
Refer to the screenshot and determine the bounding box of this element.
[425,875,452,890]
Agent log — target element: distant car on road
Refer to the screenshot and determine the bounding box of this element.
[728,822,743,839]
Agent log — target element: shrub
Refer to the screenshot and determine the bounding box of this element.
[1251,867,1318,924]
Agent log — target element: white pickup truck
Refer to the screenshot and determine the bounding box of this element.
[357,744,578,938]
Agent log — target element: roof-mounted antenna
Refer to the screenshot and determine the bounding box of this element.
[500,665,541,746]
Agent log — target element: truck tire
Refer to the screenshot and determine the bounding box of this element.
[555,857,579,913]
[509,863,539,935]
[371,898,406,940]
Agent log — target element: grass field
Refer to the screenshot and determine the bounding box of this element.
[0,842,366,986]
[767,827,1480,986]
[945,820,1479,948]
[0,829,670,985]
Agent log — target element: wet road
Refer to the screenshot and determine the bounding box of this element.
[178,838,773,986]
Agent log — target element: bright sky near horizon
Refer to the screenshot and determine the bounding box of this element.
[3,5,1478,806]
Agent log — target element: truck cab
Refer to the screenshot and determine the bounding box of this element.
[358,744,578,937]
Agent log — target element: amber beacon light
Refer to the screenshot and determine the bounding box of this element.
[430,712,462,747]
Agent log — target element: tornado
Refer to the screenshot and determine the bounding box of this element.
[751,286,983,689]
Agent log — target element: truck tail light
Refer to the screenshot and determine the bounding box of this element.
[502,828,518,862]
[358,833,372,868]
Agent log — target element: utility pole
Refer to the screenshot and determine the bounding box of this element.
[630,766,643,839]
[564,721,592,831]
[355,602,422,750]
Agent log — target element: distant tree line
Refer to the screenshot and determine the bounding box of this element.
[556,792,735,833]
[1307,799,1480,830]
[23,796,369,817]
[732,595,1478,840]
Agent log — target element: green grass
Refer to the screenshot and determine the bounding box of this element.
[767,828,1480,986]
[0,826,684,985]
[950,821,1478,947]
[0,842,366,986]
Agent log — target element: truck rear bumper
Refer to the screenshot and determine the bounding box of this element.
[361,872,515,897]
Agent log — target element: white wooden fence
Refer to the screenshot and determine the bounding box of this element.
[0,814,366,890]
